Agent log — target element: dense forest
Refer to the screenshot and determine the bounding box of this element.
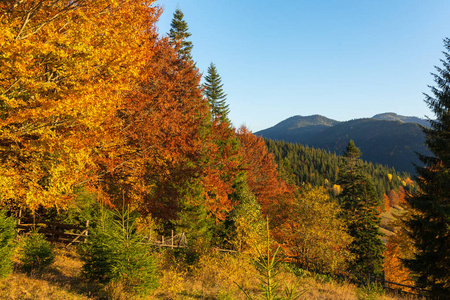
[0,1,448,299]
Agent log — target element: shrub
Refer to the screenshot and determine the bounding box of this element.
[80,207,159,295]
[0,210,16,278]
[19,232,55,271]
[192,251,258,295]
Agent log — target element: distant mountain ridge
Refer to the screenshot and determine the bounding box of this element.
[257,115,339,144]
[255,113,432,174]
[276,114,339,129]
[372,112,431,127]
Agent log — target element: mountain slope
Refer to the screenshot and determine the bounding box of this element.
[306,118,431,174]
[256,113,431,174]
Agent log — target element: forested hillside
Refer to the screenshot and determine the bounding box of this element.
[264,138,415,200]
[306,118,431,174]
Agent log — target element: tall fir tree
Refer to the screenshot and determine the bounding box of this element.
[169,8,193,61]
[204,63,231,124]
[338,141,385,280]
[405,38,450,298]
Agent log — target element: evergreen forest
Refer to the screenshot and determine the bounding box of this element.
[264,138,415,201]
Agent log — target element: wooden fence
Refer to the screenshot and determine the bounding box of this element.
[372,272,425,297]
[17,218,89,247]
[151,231,188,249]
[16,219,189,249]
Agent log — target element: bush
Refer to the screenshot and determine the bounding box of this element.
[80,208,159,295]
[19,232,55,271]
[0,210,16,278]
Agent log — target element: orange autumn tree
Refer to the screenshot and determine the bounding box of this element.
[98,37,209,216]
[236,126,297,245]
[0,0,160,210]
[236,126,293,213]
[383,197,417,292]
[384,235,415,293]
[383,186,408,212]
[383,194,391,212]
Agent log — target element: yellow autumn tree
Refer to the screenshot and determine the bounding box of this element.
[274,184,353,274]
[384,200,417,293]
[0,0,160,210]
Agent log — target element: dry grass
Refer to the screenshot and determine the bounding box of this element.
[0,246,98,300]
[0,245,424,300]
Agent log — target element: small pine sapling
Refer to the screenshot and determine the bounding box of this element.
[19,232,55,272]
[237,218,306,300]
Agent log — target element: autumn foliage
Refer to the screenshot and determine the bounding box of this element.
[384,236,416,293]
[0,1,241,225]
[0,0,161,209]
[236,126,294,213]
[275,185,353,273]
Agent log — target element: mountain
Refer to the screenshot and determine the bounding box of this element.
[256,115,340,144]
[372,112,431,128]
[256,113,432,174]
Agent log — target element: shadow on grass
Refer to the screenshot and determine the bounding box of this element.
[12,257,107,299]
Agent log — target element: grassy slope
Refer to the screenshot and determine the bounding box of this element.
[0,245,423,300]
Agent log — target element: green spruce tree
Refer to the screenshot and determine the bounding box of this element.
[338,141,384,280]
[405,38,450,298]
[204,63,231,124]
[169,8,193,61]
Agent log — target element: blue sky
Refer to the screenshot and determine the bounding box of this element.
[155,0,450,132]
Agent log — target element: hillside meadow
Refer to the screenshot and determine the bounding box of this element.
[0,244,424,300]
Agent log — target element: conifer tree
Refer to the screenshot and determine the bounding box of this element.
[405,38,450,298]
[338,141,384,280]
[169,8,193,61]
[204,63,231,124]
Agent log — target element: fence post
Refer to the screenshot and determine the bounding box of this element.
[85,220,89,243]
[382,270,386,290]
[171,230,174,249]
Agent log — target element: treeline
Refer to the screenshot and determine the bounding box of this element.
[264,138,415,200]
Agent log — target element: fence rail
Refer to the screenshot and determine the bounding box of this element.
[151,231,188,248]
[17,218,89,246]
[373,275,424,297]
